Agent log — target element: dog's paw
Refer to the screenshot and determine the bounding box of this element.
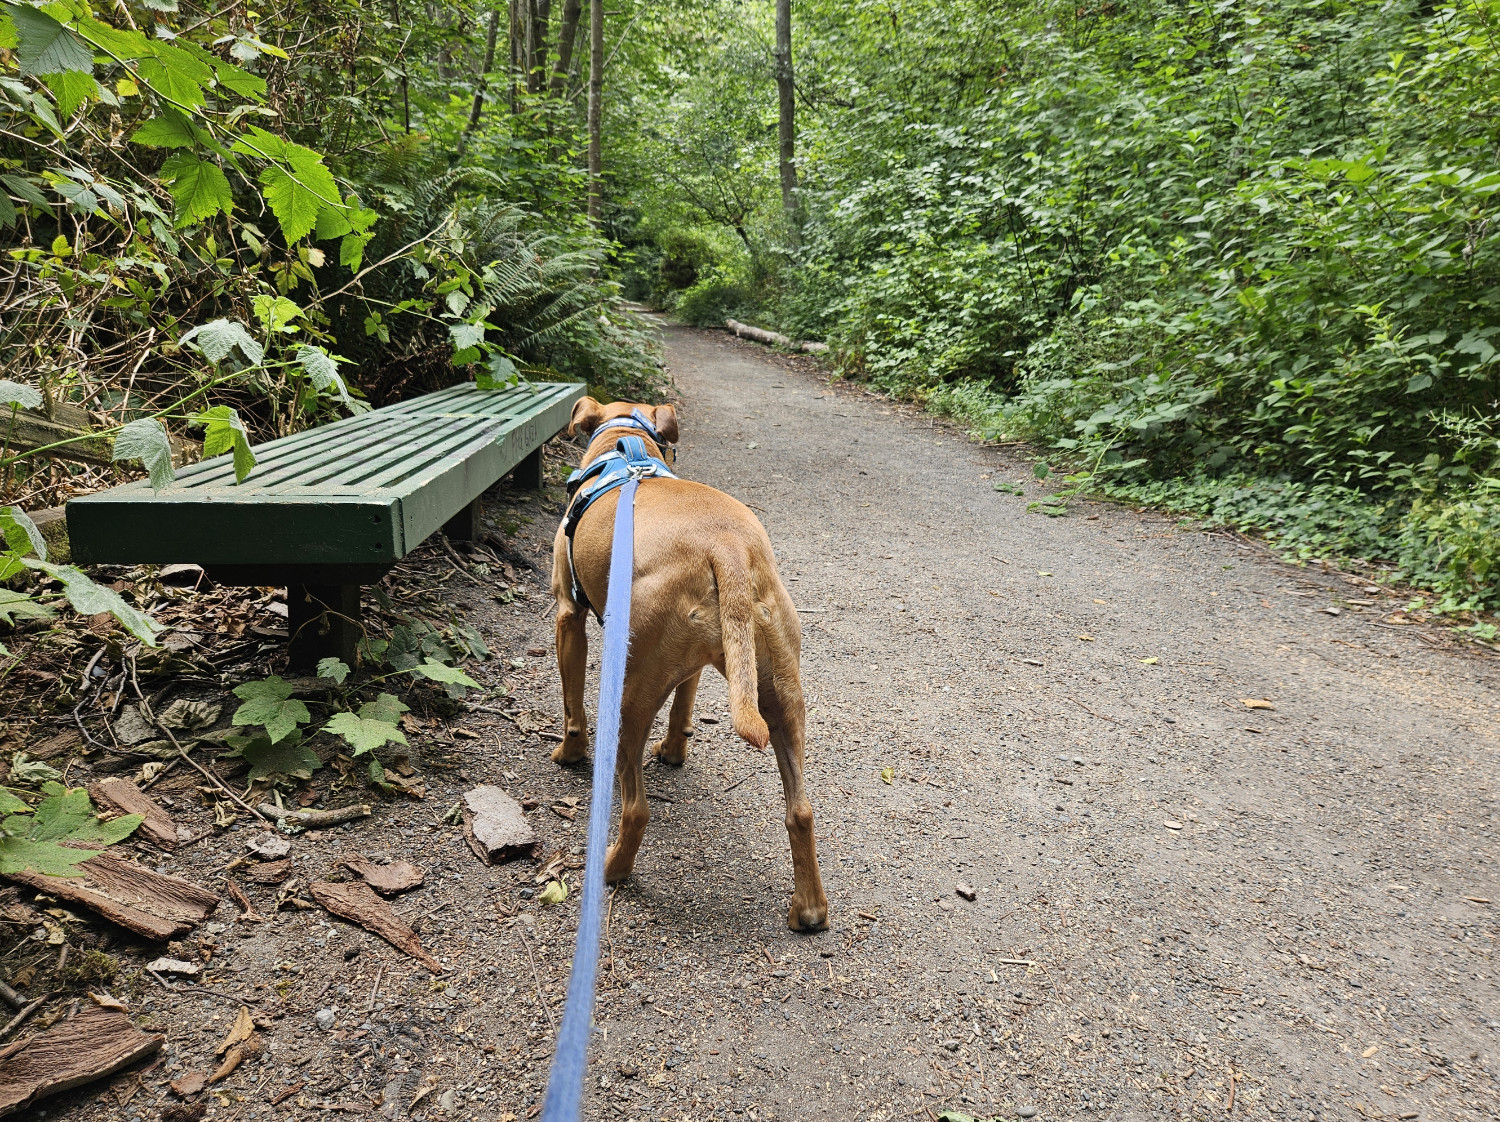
[551,734,588,766]
[603,845,635,884]
[787,896,829,932]
[651,736,689,766]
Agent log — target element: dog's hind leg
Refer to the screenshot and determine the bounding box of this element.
[552,600,590,764]
[604,701,656,883]
[651,670,701,766]
[763,672,829,932]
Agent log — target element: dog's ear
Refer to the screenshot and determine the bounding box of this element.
[568,397,605,437]
[651,404,679,444]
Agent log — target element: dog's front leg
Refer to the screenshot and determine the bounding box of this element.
[651,670,701,766]
[552,601,590,764]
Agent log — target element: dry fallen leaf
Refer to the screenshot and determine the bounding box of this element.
[1240,698,1276,711]
[88,991,128,1011]
[1076,634,1096,641]
[880,767,894,785]
[538,877,569,906]
[215,1006,255,1056]
[1139,656,1159,665]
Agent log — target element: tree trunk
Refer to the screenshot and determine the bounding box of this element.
[466,9,501,132]
[508,0,522,113]
[549,0,582,96]
[587,0,603,224]
[775,0,796,213]
[530,0,551,94]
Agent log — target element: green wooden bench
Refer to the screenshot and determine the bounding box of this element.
[66,381,584,665]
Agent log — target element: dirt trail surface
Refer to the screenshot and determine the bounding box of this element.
[32,325,1499,1122]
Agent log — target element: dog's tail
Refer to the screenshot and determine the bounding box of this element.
[711,545,770,750]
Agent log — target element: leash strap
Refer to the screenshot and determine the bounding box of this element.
[541,475,639,1122]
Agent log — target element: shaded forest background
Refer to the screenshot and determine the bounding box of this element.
[3,0,1499,627]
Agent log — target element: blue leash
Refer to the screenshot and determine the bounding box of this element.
[541,477,639,1121]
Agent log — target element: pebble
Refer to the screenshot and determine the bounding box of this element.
[314,1008,336,1031]
[1017,1106,1039,1119]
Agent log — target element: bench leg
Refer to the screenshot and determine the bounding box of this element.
[443,498,482,542]
[287,584,361,669]
[512,445,544,490]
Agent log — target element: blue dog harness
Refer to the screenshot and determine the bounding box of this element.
[562,425,678,616]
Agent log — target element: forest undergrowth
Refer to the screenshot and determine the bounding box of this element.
[613,0,1500,639]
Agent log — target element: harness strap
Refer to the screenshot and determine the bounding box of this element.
[541,476,639,1122]
[562,437,677,616]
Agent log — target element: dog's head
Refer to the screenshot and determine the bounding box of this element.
[568,397,679,450]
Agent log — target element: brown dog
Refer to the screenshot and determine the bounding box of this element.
[549,397,828,931]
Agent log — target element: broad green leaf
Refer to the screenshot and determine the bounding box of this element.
[0,590,52,626]
[7,3,93,77]
[385,625,423,671]
[0,789,29,815]
[251,293,302,334]
[0,506,46,560]
[212,59,266,100]
[1,174,53,216]
[22,560,162,645]
[294,345,349,402]
[258,166,325,243]
[324,711,407,754]
[0,380,43,411]
[43,69,99,119]
[131,110,197,149]
[189,404,256,483]
[159,152,233,225]
[316,657,350,684]
[537,877,568,905]
[231,675,309,743]
[0,783,142,878]
[112,417,175,490]
[224,729,321,781]
[178,318,264,365]
[340,230,374,270]
[136,55,206,110]
[476,355,517,391]
[411,658,480,693]
[0,192,14,228]
[450,323,485,351]
[358,693,409,725]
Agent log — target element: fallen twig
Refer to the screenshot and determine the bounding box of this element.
[257,804,371,829]
[0,994,47,1040]
[517,927,554,1033]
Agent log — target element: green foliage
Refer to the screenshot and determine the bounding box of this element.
[190,405,257,483]
[231,675,310,744]
[0,782,141,878]
[324,703,408,754]
[23,560,163,644]
[411,657,480,698]
[0,381,42,411]
[316,657,351,685]
[112,419,175,491]
[224,728,321,781]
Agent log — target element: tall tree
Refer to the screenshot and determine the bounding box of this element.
[587,0,604,222]
[774,0,796,212]
[529,0,552,93]
[549,0,583,97]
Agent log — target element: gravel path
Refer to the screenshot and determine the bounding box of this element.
[41,325,1498,1122]
[557,326,1499,1122]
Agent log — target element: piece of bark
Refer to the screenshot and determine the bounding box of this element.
[257,803,370,829]
[170,1071,207,1097]
[0,1002,163,1117]
[87,778,178,851]
[461,786,537,866]
[3,849,218,941]
[245,859,291,885]
[341,857,424,896]
[308,881,441,974]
